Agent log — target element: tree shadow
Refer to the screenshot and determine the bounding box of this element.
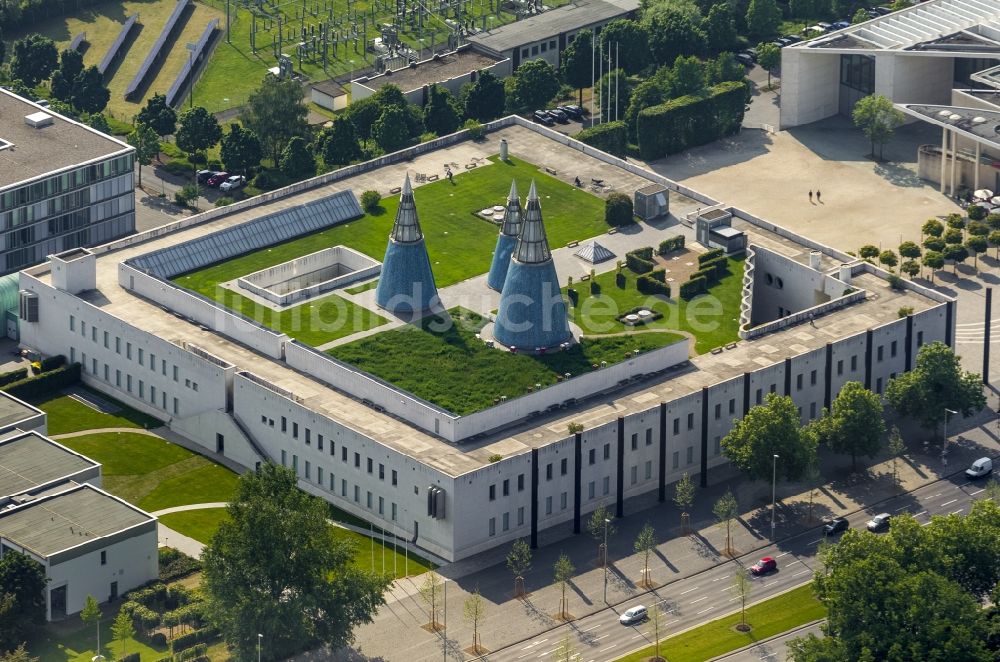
[873,161,925,188]
[520,595,555,627]
[688,530,721,562]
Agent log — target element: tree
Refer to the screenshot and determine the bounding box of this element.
[704,3,738,52]
[317,116,361,168]
[605,191,634,226]
[137,94,177,139]
[803,458,822,523]
[600,20,649,74]
[709,51,746,84]
[634,522,657,587]
[713,489,739,556]
[587,503,615,565]
[900,260,920,279]
[507,538,532,597]
[345,85,410,140]
[989,230,1000,258]
[111,608,135,656]
[647,603,668,662]
[731,566,752,631]
[944,243,969,273]
[645,9,706,67]
[10,35,58,87]
[789,0,816,18]
[923,236,945,252]
[944,227,963,245]
[278,136,315,179]
[0,552,47,652]
[810,382,885,471]
[674,471,695,533]
[922,250,944,282]
[745,0,781,41]
[372,106,412,154]
[80,595,102,655]
[969,221,989,237]
[670,55,706,97]
[553,553,575,619]
[852,94,905,160]
[88,113,111,135]
[423,84,460,136]
[202,464,391,660]
[878,250,897,271]
[967,236,988,270]
[50,48,83,101]
[595,68,632,120]
[0,645,37,662]
[887,425,904,492]
[459,70,505,123]
[851,7,869,23]
[419,572,444,630]
[241,74,309,163]
[462,589,486,653]
[922,218,944,237]
[988,212,1000,230]
[560,31,593,106]
[512,59,560,111]
[886,341,986,435]
[721,393,818,482]
[176,106,222,157]
[220,124,262,176]
[127,123,159,188]
[858,244,879,260]
[624,79,664,140]
[898,240,921,260]
[756,42,780,88]
[69,66,109,114]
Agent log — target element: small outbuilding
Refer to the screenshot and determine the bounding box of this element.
[574,241,616,263]
[634,184,669,221]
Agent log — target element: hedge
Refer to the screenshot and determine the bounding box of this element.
[159,547,202,583]
[0,368,27,387]
[680,276,707,300]
[637,274,671,297]
[692,267,718,284]
[637,81,747,160]
[649,268,667,283]
[120,653,140,662]
[626,246,655,274]
[658,235,685,254]
[698,248,725,265]
[172,628,216,652]
[576,120,628,158]
[2,363,80,399]
[176,643,208,660]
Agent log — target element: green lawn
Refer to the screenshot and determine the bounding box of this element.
[329,308,684,415]
[30,616,168,662]
[565,256,746,355]
[159,507,435,576]
[31,388,162,435]
[616,584,826,662]
[345,279,379,295]
[173,156,606,346]
[59,432,239,512]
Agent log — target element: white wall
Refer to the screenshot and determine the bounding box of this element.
[779,49,841,129]
[876,53,954,108]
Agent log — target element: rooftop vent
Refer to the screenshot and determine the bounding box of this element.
[972,116,987,124]
[949,113,962,121]
[24,112,53,128]
[937,109,952,117]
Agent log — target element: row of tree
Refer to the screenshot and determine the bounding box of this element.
[3,33,109,116]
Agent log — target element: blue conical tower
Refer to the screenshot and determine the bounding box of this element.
[487,180,523,291]
[494,181,572,350]
[375,175,440,315]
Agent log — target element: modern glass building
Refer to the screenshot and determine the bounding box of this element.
[0,89,135,274]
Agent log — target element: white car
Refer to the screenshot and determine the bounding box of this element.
[866,513,891,532]
[219,175,246,192]
[619,605,647,625]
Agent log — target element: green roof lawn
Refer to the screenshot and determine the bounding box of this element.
[31,387,162,435]
[328,308,684,415]
[173,156,606,346]
[565,256,745,355]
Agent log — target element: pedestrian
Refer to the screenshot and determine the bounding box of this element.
[816,189,822,203]
[809,190,813,203]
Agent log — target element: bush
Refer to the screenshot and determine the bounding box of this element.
[176,644,208,661]
[187,152,207,165]
[463,118,484,140]
[605,192,634,227]
[214,196,234,208]
[658,235,685,254]
[3,363,81,399]
[637,81,747,160]
[968,204,987,221]
[576,120,628,158]
[151,632,168,647]
[691,267,719,284]
[649,268,667,283]
[39,354,66,372]
[630,247,654,261]
[637,274,671,296]
[679,276,707,300]
[699,256,729,279]
[625,246,655,274]
[698,248,725,265]
[120,653,140,662]
[0,368,27,387]
[253,170,276,191]
[171,628,216,652]
[158,547,202,582]
[887,273,904,290]
[360,190,382,213]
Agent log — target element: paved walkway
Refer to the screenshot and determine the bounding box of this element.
[151,502,228,516]
[50,427,161,440]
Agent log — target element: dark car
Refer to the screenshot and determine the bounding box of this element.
[532,110,555,126]
[742,48,758,62]
[824,517,849,536]
[749,557,777,575]
[783,35,803,44]
[206,172,230,187]
[547,108,569,123]
[736,53,754,67]
[832,20,851,29]
[196,169,215,184]
[560,104,584,119]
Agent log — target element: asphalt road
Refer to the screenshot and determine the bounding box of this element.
[483,463,995,662]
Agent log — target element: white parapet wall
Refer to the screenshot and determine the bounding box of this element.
[236,246,381,307]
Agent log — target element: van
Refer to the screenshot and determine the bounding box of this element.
[619,605,647,625]
[966,457,992,479]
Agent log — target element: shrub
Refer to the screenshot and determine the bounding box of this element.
[151,632,168,647]
[576,120,628,158]
[968,204,987,221]
[120,653,140,662]
[39,354,65,372]
[463,118,484,140]
[488,453,503,463]
[679,276,707,300]
[214,196,234,208]
[0,368,27,387]
[625,248,655,274]
[698,248,725,265]
[898,306,914,318]
[360,190,382,213]
[637,81,747,160]
[158,547,202,582]
[605,192,634,227]
[658,235,684,254]
[253,170,276,191]
[637,274,670,296]
[171,628,216,652]
[691,267,719,284]
[886,274,904,290]
[3,363,81,399]
[649,268,667,283]
[630,247,654,261]
[187,152,207,165]
[176,644,207,660]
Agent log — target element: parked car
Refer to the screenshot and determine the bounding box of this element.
[619,605,647,625]
[873,5,893,14]
[866,513,892,532]
[817,21,833,30]
[736,53,754,67]
[206,172,230,187]
[966,457,993,479]
[196,169,217,184]
[749,557,777,575]
[774,37,794,47]
[532,110,555,126]
[560,104,584,119]
[783,35,803,44]
[219,175,246,192]
[824,517,850,536]
[832,20,851,29]
[803,25,826,36]
[547,108,569,123]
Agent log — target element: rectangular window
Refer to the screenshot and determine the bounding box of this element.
[876,377,883,394]
[489,484,496,501]
[379,463,384,480]
[645,461,652,480]
[796,374,803,390]
[489,517,496,536]
[317,467,324,486]
[281,450,287,466]
[811,370,817,385]
[631,465,637,485]
[560,458,568,475]
[318,437,324,451]
[281,417,287,433]
[80,321,85,337]
[851,356,858,371]
[103,331,108,348]
[305,461,311,480]
[673,418,680,435]
[631,433,638,450]
[531,45,538,55]
[589,448,596,465]
[342,446,347,462]
[392,503,397,521]
[378,496,384,515]
[837,359,844,375]
[672,451,679,469]
[756,388,762,404]
[917,331,924,347]
[546,463,553,480]
[603,476,610,495]
[517,506,524,526]
[502,512,509,531]
[646,428,652,446]
[392,470,398,486]
[126,374,132,392]
[366,491,372,508]
[126,342,132,360]
[354,485,359,502]
[518,474,524,491]
[292,454,298,472]
[714,436,721,455]
[354,453,360,468]
[69,315,75,331]
[91,326,96,343]
[149,353,155,370]
[138,348,143,365]
[810,402,817,418]
[540,42,547,52]
[604,443,610,460]
[173,398,179,415]
[305,428,311,445]
[293,422,299,439]
[100,550,106,565]
[172,365,178,382]
[115,369,121,387]
[729,398,735,414]
[342,480,347,497]
[545,496,552,515]
[588,481,595,498]
[560,492,567,510]
[891,340,898,358]
[877,346,884,362]
[138,380,144,398]
[687,413,694,430]
[116,337,121,354]
[502,479,509,496]
[686,446,694,465]
[714,403,721,419]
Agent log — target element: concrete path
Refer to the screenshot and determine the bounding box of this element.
[50,427,161,440]
[157,523,205,560]
[151,502,228,516]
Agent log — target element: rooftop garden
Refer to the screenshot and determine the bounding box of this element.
[327,308,684,415]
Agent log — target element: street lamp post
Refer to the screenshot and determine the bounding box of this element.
[257,633,262,662]
[91,619,104,662]
[602,517,611,604]
[942,408,958,457]
[771,454,779,540]
[185,42,197,109]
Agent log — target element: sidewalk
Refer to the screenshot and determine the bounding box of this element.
[346,404,1000,660]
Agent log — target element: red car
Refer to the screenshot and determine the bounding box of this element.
[206,172,229,187]
[749,557,777,575]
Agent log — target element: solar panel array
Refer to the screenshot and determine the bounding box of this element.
[124,0,191,98]
[166,19,219,108]
[98,14,139,75]
[69,33,87,51]
[129,190,363,278]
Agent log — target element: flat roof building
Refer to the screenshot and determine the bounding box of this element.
[0,89,135,275]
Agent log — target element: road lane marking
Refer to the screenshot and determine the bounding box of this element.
[971,488,985,496]
[712,576,725,582]
[915,511,927,517]
[951,508,964,515]
[594,634,609,641]
[809,539,822,545]
[691,596,709,603]
[697,607,714,615]
[785,560,802,566]
[930,493,942,498]
[941,499,958,507]
[895,505,910,512]
[776,551,791,558]
[582,624,601,632]
[922,521,933,526]
[793,569,812,577]
[680,586,700,595]
[600,645,617,652]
